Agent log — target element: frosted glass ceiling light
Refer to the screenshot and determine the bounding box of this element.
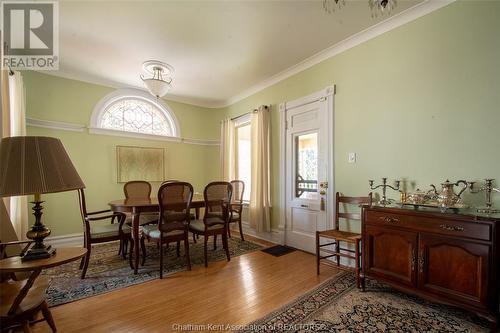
[141,60,174,98]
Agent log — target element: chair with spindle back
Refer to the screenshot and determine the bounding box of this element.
[189,182,232,267]
[139,182,193,278]
[228,180,245,241]
[316,192,372,288]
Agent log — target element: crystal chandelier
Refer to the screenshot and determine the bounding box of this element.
[141,60,174,98]
[323,0,345,14]
[368,0,397,17]
[322,0,397,17]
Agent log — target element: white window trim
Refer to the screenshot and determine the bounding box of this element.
[89,88,181,138]
[234,114,251,128]
[234,115,251,204]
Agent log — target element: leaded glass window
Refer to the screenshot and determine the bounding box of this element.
[99,98,174,136]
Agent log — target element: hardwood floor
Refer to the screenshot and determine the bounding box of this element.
[33,237,340,332]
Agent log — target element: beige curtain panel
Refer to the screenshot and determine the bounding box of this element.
[220,118,236,181]
[249,105,271,233]
[5,71,29,240]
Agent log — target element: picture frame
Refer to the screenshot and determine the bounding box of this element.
[116,145,165,183]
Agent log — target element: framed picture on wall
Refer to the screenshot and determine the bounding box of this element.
[116,145,165,183]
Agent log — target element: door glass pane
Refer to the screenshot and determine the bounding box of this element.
[295,132,318,199]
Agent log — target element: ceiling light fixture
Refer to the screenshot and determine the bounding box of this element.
[322,0,397,17]
[141,60,174,99]
[323,0,345,14]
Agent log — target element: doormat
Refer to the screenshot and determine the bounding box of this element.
[261,245,296,257]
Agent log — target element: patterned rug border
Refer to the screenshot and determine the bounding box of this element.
[46,238,263,307]
[236,271,354,332]
[236,271,490,333]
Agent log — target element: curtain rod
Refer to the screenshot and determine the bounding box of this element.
[230,105,269,121]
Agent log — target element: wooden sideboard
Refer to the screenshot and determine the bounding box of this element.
[361,205,500,332]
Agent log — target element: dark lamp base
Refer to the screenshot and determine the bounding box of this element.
[22,244,56,261]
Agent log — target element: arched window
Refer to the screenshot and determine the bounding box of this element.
[90,89,180,138]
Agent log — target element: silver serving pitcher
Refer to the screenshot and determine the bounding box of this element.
[430,179,468,208]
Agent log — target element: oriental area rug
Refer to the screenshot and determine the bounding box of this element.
[239,272,489,333]
[43,237,262,306]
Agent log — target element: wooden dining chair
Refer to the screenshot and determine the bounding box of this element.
[78,188,130,279]
[228,180,245,241]
[123,180,158,227]
[316,192,372,288]
[140,182,193,278]
[189,182,232,267]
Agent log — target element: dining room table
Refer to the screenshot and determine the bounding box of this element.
[108,194,205,274]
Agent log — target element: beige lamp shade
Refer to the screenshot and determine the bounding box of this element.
[0,136,85,197]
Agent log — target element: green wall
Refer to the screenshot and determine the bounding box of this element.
[221,1,500,232]
[23,1,500,236]
[23,71,224,236]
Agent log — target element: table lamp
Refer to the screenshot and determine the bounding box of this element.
[0,136,85,261]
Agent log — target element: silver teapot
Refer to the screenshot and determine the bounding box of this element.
[429,179,468,208]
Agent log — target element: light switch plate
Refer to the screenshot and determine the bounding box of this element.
[348,152,356,163]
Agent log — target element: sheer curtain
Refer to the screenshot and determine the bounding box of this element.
[249,105,271,233]
[220,118,236,181]
[1,69,12,234]
[6,71,29,239]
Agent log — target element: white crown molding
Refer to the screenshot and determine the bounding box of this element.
[35,0,453,109]
[224,0,455,107]
[27,117,221,146]
[26,117,86,132]
[37,71,227,109]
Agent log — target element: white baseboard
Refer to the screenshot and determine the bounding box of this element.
[46,233,83,248]
[50,223,284,249]
[230,221,284,245]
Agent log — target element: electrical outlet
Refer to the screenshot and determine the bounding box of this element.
[348,152,356,163]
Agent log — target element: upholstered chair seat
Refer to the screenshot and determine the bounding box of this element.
[188,182,232,267]
[189,219,225,232]
[125,213,158,226]
[140,224,184,239]
[139,181,194,278]
[90,223,131,239]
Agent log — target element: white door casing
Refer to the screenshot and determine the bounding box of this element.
[280,86,335,253]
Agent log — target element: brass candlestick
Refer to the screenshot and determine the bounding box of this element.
[469,179,500,214]
[369,178,400,206]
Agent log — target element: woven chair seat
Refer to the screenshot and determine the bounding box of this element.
[318,229,361,242]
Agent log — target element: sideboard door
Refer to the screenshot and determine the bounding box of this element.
[418,234,490,308]
[364,225,417,287]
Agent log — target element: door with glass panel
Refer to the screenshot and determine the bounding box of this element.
[285,99,330,253]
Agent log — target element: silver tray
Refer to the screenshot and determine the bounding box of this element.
[398,201,469,210]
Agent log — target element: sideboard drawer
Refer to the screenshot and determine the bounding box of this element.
[364,210,491,242]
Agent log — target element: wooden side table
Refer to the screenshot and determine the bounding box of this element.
[0,247,87,331]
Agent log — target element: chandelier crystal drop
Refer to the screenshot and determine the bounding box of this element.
[322,0,397,17]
